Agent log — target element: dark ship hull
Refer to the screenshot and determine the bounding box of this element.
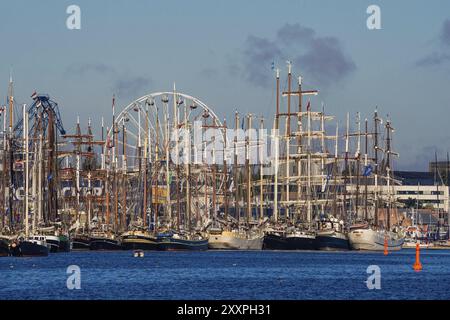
[10,241,49,257]
[157,236,208,251]
[0,239,10,257]
[263,233,316,250]
[122,234,159,250]
[45,237,60,253]
[72,235,91,250]
[58,236,71,252]
[315,233,350,251]
[89,237,122,250]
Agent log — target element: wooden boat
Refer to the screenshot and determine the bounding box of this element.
[10,236,49,257]
[121,230,158,250]
[208,229,263,250]
[89,231,122,250]
[157,232,208,251]
[263,230,316,250]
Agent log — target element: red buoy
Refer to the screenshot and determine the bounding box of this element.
[413,242,422,272]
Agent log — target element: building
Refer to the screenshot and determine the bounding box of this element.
[346,171,449,212]
[429,161,450,184]
[393,171,449,212]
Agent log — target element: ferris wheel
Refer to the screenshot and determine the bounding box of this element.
[108,90,227,167]
[107,89,229,223]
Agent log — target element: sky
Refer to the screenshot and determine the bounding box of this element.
[0,0,449,171]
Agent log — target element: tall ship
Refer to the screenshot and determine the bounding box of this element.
[262,63,350,250]
[315,216,349,251]
[348,111,405,251]
[10,235,49,257]
[71,231,91,250]
[156,231,208,251]
[89,229,122,250]
[263,228,316,250]
[209,228,263,250]
[1,93,63,257]
[349,226,404,251]
[205,110,266,250]
[121,229,158,250]
[62,114,121,251]
[260,65,320,250]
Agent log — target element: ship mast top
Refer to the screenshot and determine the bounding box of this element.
[8,70,14,132]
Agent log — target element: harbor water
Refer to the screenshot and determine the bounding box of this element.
[1,250,450,300]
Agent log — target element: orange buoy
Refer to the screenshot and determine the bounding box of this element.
[383,235,388,256]
[413,242,422,271]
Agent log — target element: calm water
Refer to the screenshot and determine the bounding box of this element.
[1,250,449,300]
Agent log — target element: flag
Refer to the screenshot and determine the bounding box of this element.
[31,91,38,100]
[363,165,373,177]
[321,168,332,193]
[306,100,311,111]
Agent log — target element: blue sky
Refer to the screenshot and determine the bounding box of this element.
[0,0,449,170]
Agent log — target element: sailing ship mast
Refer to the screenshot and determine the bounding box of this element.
[259,117,264,221]
[279,66,319,228]
[1,104,6,231]
[223,119,229,220]
[122,117,128,231]
[373,109,381,227]
[343,113,349,225]
[246,114,252,225]
[23,104,29,238]
[364,118,369,221]
[273,69,279,223]
[332,123,339,218]
[295,76,303,223]
[355,113,361,221]
[286,62,291,221]
[234,112,240,225]
[8,74,14,231]
[162,93,171,228]
[105,126,111,227]
[184,101,191,232]
[142,103,148,229]
[434,152,440,240]
[384,117,399,231]
[385,119,392,230]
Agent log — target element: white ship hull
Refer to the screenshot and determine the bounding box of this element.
[348,228,404,251]
[208,231,264,250]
